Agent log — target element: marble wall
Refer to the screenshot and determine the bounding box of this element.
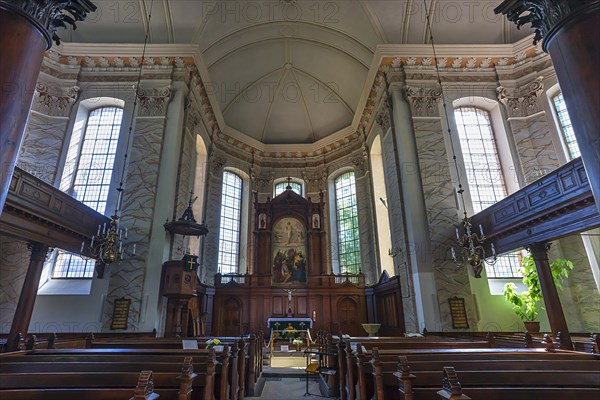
[509,113,560,184]
[101,116,168,331]
[0,237,30,332]
[412,117,478,331]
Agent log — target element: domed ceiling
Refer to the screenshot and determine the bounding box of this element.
[64,0,531,145]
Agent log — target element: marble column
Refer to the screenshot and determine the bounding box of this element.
[528,242,573,350]
[0,0,95,214]
[496,1,600,212]
[377,102,418,333]
[388,78,439,332]
[5,241,50,352]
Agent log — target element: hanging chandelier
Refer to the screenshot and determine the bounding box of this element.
[81,0,155,265]
[419,0,497,278]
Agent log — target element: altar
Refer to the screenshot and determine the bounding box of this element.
[267,317,313,351]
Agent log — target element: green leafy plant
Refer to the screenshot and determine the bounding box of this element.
[503,253,573,321]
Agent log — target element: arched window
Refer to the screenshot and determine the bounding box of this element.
[334,171,361,274]
[218,171,243,274]
[52,106,124,278]
[274,180,302,197]
[454,106,521,278]
[552,93,580,160]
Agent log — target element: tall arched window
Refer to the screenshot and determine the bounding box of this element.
[454,106,521,278]
[552,93,580,160]
[52,106,124,278]
[274,180,302,197]
[218,171,243,274]
[334,171,361,274]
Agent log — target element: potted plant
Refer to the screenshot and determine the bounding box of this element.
[205,338,221,349]
[503,252,572,332]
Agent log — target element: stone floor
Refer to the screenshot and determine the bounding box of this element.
[246,366,336,400]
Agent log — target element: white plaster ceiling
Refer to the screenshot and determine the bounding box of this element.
[64,0,531,145]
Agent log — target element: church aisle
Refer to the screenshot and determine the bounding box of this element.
[246,375,328,400]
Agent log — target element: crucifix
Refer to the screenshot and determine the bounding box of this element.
[284,288,296,317]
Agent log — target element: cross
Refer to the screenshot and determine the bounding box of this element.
[284,288,296,311]
[286,176,292,190]
[186,257,196,270]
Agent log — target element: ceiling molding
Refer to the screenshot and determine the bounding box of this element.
[358,0,389,44]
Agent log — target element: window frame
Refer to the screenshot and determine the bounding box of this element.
[550,91,580,161]
[452,103,522,279]
[273,178,304,197]
[333,171,362,275]
[43,98,127,284]
[217,170,244,275]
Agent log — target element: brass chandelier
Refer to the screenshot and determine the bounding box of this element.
[420,0,497,278]
[81,0,155,265]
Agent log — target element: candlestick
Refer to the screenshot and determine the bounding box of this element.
[479,224,484,236]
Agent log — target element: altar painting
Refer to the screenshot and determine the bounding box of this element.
[271,217,307,285]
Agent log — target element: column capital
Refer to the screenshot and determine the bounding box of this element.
[403,86,442,118]
[495,0,600,51]
[496,76,545,118]
[0,0,97,49]
[526,242,551,257]
[26,241,51,262]
[137,87,173,117]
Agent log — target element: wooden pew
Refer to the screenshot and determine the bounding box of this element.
[390,349,600,400]
[0,369,160,400]
[337,336,493,400]
[0,349,220,400]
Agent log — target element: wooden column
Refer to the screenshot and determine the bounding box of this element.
[0,0,96,215]
[528,242,573,350]
[496,1,600,213]
[5,241,50,352]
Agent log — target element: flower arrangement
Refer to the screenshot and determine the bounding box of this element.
[205,338,221,349]
[292,338,303,346]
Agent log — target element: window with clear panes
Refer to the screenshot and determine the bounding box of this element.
[274,181,302,197]
[454,106,522,278]
[552,93,581,160]
[334,171,361,274]
[52,106,124,278]
[217,171,243,275]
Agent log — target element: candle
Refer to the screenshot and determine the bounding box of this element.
[91,235,95,247]
[479,224,484,236]
[491,243,496,255]
[102,223,106,234]
[312,311,316,321]
[97,225,101,236]
[80,241,84,253]
[132,244,136,255]
[119,242,123,253]
[124,227,128,239]
[455,228,460,240]
[451,247,456,260]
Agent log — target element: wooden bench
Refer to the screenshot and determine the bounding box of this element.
[387,348,600,400]
[336,337,493,400]
[0,349,220,400]
[0,369,160,400]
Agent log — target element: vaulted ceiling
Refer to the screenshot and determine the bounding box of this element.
[64,0,531,145]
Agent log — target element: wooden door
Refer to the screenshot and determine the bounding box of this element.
[338,297,361,335]
[221,297,242,336]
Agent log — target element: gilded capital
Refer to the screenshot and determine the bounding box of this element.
[0,0,97,49]
[495,0,600,50]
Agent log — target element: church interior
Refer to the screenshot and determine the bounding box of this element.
[1,0,599,398]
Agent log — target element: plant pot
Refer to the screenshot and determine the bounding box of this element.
[524,321,540,333]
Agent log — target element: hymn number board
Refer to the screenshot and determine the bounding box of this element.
[110,297,131,330]
[448,297,469,329]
